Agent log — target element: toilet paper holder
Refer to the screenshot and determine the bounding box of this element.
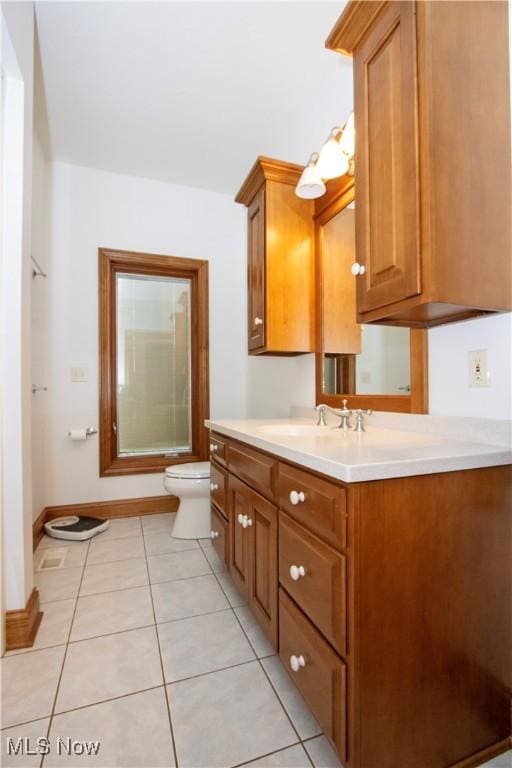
[67,427,98,439]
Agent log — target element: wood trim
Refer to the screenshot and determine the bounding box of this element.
[325,0,388,55]
[5,588,43,651]
[98,248,209,476]
[235,156,304,206]
[314,183,428,413]
[449,738,512,768]
[33,495,179,550]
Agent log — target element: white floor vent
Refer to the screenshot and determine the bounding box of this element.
[36,547,68,571]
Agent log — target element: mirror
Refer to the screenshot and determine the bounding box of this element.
[315,177,427,412]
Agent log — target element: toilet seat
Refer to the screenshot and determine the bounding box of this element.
[165,461,210,480]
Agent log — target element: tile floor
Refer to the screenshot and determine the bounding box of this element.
[1,513,511,768]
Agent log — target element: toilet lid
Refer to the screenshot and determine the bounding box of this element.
[165,461,210,479]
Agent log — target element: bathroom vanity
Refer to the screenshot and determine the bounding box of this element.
[207,418,512,768]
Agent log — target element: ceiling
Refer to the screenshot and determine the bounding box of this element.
[34,1,352,195]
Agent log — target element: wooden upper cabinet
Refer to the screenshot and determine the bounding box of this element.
[236,157,315,353]
[327,0,512,327]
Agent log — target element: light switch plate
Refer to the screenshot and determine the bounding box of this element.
[468,350,489,387]
[71,366,88,383]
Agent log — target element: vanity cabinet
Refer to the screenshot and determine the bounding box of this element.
[235,157,315,354]
[209,430,512,768]
[326,0,512,327]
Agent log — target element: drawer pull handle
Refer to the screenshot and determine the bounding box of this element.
[254,317,264,326]
[210,530,219,539]
[242,516,253,529]
[289,564,306,581]
[209,443,218,452]
[210,483,219,492]
[290,654,306,672]
[289,490,305,505]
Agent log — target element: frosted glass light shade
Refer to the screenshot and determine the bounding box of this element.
[295,154,326,199]
[317,129,349,180]
[339,112,355,159]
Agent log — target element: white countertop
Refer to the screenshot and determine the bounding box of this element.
[205,418,512,483]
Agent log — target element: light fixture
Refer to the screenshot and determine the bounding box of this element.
[295,153,326,199]
[339,111,355,159]
[316,127,350,180]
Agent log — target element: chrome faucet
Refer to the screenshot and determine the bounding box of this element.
[316,401,353,430]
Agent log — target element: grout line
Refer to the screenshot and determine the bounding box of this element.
[166,657,260,688]
[141,520,180,768]
[231,741,304,768]
[40,684,167,724]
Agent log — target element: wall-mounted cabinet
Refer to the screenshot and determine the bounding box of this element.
[236,157,315,353]
[327,0,512,327]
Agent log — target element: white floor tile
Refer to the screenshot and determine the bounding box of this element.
[1,646,65,728]
[303,735,341,768]
[93,517,141,542]
[262,656,321,740]
[80,558,148,596]
[152,574,229,623]
[147,549,211,584]
[38,535,85,550]
[1,718,50,767]
[141,513,176,534]
[56,626,163,713]
[169,661,296,767]
[158,609,255,682]
[143,531,198,556]
[87,537,145,565]
[35,567,83,603]
[482,750,512,767]
[241,744,311,767]
[200,542,226,573]
[234,606,275,658]
[45,688,174,767]
[216,572,247,607]
[35,541,89,569]
[70,586,154,641]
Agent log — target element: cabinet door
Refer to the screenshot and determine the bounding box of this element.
[228,475,252,603]
[248,490,278,649]
[247,187,265,351]
[355,1,421,313]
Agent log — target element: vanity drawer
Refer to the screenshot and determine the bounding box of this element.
[228,441,278,502]
[279,512,346,655]
[210,463,227,515]
[279,588,347,763]
[209,432,228,467]
[278,463,347,550]
[210,503,228,566]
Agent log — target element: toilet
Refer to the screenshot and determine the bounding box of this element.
[163,461,211,539]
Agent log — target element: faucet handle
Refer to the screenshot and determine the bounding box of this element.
[353,409,372,432]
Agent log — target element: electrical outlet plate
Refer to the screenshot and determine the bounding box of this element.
[468,349,490,388]
[71,366,88,383]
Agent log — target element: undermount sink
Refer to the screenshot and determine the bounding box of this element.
[256,424,331,437]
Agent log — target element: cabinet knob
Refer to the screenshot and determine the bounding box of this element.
[237,513,245,525]
[210,482,219,492]
[210,530,219,539]
[289,654,306,672]
[209,443,218,452]
[254,317,264,326]
[289,564,306,581]
[289,490,306,506]
[242,516,253,528]
[351,262,366,276]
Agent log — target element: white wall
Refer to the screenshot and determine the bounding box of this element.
[31,161,246,512]
[1,1,35,611]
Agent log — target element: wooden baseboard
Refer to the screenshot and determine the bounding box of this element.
[450,737,512,768]
[5,588,43,651]
[33,494,179,550]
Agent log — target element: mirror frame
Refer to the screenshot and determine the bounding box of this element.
[314,175,428,413]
